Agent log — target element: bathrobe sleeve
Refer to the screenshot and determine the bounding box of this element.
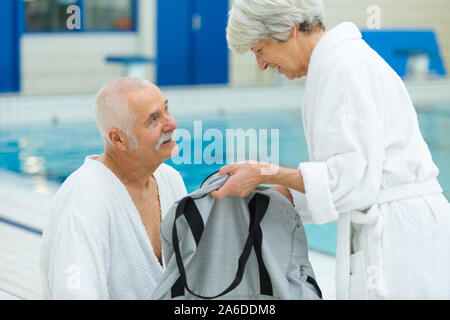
[292,56,385,225]
[45,213,110,299]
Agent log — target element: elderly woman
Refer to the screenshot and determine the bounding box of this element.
[211,0,450,299]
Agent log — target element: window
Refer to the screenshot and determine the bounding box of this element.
[84,0,135,31]
[25,0,77,32]
[24,0,136,32]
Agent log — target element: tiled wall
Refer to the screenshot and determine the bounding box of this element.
[20,0,155,95]
[19,0,449,93]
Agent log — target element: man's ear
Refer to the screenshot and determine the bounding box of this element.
[108,128,128,151]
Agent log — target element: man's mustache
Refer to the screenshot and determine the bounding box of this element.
[155,130,176,150]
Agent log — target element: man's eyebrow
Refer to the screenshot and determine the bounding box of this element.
[145,99,169,124]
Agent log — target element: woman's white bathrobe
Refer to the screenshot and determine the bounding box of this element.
[40,156,187,299]
[289,22,450,299]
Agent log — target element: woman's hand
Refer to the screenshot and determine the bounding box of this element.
[210,161,276,199]
[269,185,294,206]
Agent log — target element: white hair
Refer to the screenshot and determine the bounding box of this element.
[95,77,152,149]
[226,0,325,54]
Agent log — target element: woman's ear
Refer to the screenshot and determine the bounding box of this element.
[290,25,298,39]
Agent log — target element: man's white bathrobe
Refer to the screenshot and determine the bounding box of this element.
[40,156,187,299]
[289,22,450,299]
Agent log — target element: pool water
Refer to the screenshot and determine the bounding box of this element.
[1,108,449,256]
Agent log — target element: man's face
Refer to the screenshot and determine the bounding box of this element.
[125,85,178,164]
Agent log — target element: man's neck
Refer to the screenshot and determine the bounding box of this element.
[96,151,160,190]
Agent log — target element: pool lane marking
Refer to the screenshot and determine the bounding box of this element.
[0,215,43,236]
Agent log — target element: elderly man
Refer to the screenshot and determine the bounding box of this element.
[40,78,187,299]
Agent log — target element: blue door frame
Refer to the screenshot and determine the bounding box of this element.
[0,0,22,93]
[157,0,229,86]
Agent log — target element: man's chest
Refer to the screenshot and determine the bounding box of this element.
[129,186,163,263]
[137,200,162,234]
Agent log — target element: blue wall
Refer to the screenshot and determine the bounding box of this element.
[0,0,21,93]
[157,0,228,86]
[362,30,447,78]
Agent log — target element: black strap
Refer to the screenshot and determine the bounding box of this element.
[248,196,273,296]
[170,193,273,299]
[183,197,204,246]
[170,197,203,298]
[200,170,220,188]
[307,276,323,299]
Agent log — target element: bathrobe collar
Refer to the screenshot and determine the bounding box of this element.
[307,22,362,81]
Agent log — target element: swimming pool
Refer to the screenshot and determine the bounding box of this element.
[0,107,449,255]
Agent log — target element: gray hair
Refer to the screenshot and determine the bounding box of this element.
[226,0,325,54]
[95,77,152,149]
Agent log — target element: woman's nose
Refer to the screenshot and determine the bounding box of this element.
[256,55,268,70]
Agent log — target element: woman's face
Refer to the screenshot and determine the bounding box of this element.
[251,27,322,79]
